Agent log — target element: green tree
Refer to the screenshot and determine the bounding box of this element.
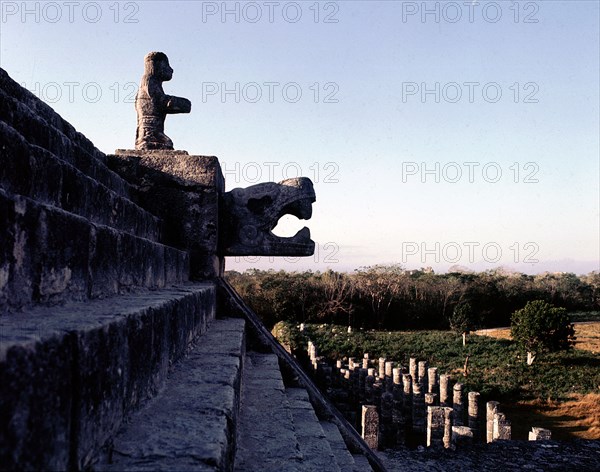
[510,300,575,365]
[450,300,477,346]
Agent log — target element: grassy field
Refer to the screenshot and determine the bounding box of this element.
[279,322,600,440]
[475,321,600,439]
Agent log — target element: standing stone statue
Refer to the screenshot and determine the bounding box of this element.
[135,52,191,150]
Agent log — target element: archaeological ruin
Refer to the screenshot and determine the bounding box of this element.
[1,54,599,471]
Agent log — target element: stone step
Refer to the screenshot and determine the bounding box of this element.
[0,120,161,242]
[0,189,188,312]
[234,352,303,472]
[0,76,130,199]
[286,388,340,472]
[97,317,246,472]
[0,284,216,471]
[352,454,374,472]
[320,420,360,472]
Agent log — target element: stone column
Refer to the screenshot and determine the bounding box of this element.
[493,412,511,441]
[381,392,394,448]
[529,427,551,441]
[439,374,450,407]
[426,406,445,449]
[348,357,355,371]
[468,392,480,440]
[392,368,404,445]
[378,357,386,380]
[442,407,453,449]
[418,361,428,388]
[385,361,394,379]
[365,373,375,404]
[452,383,464,426]
[412,382,425,433]
[486,401,499,443]
[362,405,379,450]
[409,358,417,383]
[402,373,413,433]
[362,353,370,369]
[427,367,439,395]
[425,393,438,408]
[358,368,367,403]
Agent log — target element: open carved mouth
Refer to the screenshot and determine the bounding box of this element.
[221,177,317,257]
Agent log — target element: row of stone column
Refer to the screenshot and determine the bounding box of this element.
[305,344,550,450]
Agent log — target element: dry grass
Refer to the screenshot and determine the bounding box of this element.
[475,322,600,440]
[503,393,600,440]
[475,322,600,354]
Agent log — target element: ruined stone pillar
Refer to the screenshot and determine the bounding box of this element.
[412,382,425,433]
[425,393,438,408]
[380,392,394,448]
[378,357,386,380]
[426,406,445,449]
[529,427,551,441]
[402,373,413,433]
[385,361,394,378]
[439,374,450,407]
[365,373,375,404]
[486,401,499,443]
[468,392,480,440]
[452,426,474,448]
[392,368,404,445]
[348,357,355,371]
[427,367,438,395]
[358,368,367,402]
[367,367,376,377]
[409,358,417,383]
[452,383,464,426]
[362,353,370,369]
[442,407,453,449]
[493,412,511,441]
[361,405,379,450]
[418,361,428,388]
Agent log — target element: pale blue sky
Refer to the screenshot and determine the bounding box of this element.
[1,1,598,274]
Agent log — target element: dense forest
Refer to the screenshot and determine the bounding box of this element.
[226,265,600,330]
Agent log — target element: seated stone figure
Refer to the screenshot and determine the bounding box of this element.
[135,52,191,150]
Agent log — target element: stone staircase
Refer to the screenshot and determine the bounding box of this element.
[0,67,384,471]
[96,318,373,472]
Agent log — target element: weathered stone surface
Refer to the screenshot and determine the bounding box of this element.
[0,284,215,470]
[361,405,379,450]
[286,388,340,472]
[235,353,302,472]
[101,318,244,472]
[134,52,191,151]
[0,189,189,312]
[108,151,223,279]
[0,122,161,241]
[221,178,316,257]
